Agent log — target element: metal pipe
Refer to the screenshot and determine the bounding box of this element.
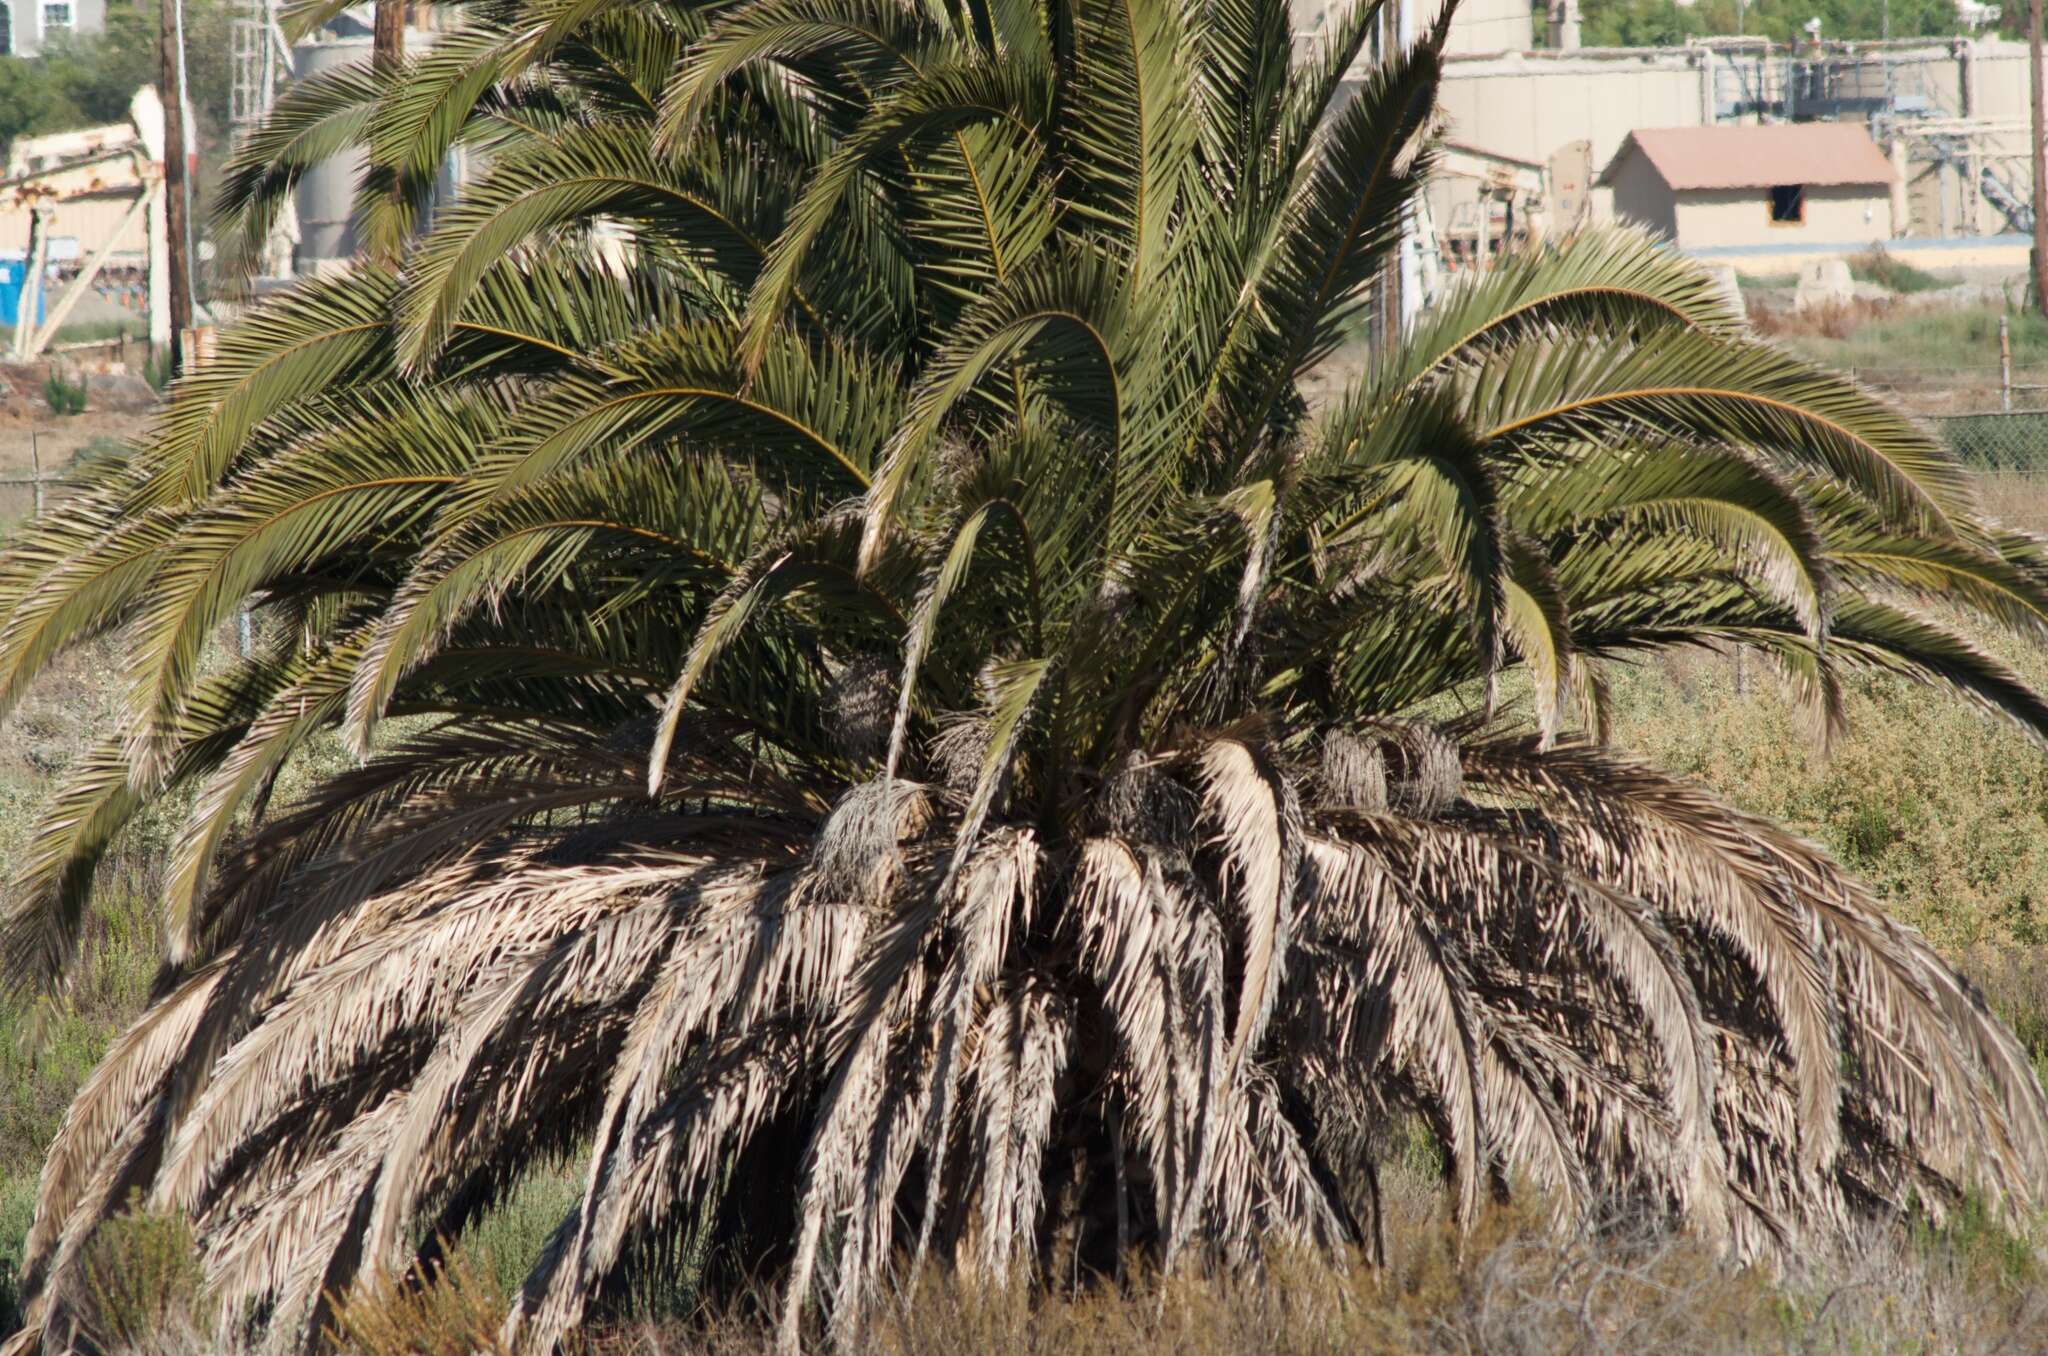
[9,206,50,363]
[2032,0,2047,314]
[2003,314,2014,410]
[160,0,194,373]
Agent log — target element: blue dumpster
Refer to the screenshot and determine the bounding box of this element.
[0,255,46,331]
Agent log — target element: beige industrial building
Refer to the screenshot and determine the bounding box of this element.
[0,172,151,263]
[3,121,157,319]
[1598,124,1895,251]
[1433,38,2043,240]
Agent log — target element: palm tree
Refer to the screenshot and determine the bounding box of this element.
[4,0,2048,1348]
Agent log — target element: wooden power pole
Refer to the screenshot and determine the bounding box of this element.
[374,0,406,67]
[2033,0,2048,315]
[159,0,194,375]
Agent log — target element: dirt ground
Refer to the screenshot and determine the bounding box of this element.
[0,354,160,478]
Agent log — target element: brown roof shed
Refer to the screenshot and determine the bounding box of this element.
[1596,124,1895,192]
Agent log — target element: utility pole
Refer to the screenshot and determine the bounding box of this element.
[2034,0,2048,315]
[159,0,194,375]
[373,0,406,67]
[371,0,407,264]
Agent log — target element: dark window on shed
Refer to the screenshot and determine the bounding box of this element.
[1769,185,1805,224]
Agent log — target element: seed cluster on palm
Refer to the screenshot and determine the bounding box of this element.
[3,0,2047,1349]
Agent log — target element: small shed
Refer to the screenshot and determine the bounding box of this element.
[1596,124,1896,251]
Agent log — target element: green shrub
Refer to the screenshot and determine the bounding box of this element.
[1937,412,2048,472]
[0,1171,36,1336]
[1954,944,2048,1087]
[41,372,87,417]
[78,1200,210,1353]
[1848,247,1945,296]
[1907,1191,2042,1299]
[1605,650,2048,953]
[455,1162,584,1299]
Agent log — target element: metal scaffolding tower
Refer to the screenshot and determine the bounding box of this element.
[231,0,299,276]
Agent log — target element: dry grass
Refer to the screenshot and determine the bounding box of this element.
[69,1177,2048,1355]
[1746,294,1904,344]
[328,1254,510,1356]
[307,1189,2047,1356]
[1973,470,2048,532]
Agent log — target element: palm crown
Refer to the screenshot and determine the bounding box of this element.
[4,0,2048,1349]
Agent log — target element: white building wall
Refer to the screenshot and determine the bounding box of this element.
[1432,50,1707,231]
[1440,0,1533,56]
[1958,38,2043,121]
[1431,38,2048,241]
[1604,154,1677,240]
[1437,51,1709,177]
[1674,185,1890,250]
[0,191,147,258]
[4,0,105,57]
[1288,0,1529,56]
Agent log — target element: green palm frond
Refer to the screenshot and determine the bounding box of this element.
[213,61,390,276]
[147,269,401,502]
[739,54,1053,361]
[394,123,799,365]
[1468,327,1977,533]
[656,0,946,153]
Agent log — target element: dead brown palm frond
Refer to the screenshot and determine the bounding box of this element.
[151,851,699,1219]
[1291,837,1488,1229]
[965,982,1073,1279]
[356,896,700,1284]
[201,1089,412,1339]
[1459,736,2048,1217]
[22,719,2048,1353]
[1457,737,1847,1184]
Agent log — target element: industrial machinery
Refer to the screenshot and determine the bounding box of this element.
[1432,140,1552,272]
[1,87,173,362]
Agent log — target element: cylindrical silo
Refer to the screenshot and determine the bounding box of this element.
[291,35,374,271]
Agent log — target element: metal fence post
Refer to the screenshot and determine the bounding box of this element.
[2002,316,2014,413]
[29,431,43,520]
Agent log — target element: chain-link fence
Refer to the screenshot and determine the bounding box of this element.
[1928,412,2048,474]
[0,428,115,528]
[1843,361,2048,475]
[1846,365,2048,417]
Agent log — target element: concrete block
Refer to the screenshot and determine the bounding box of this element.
[1702,263,1744,320]
[1794,258,1855,312]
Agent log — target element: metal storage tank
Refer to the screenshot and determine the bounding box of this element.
[1441,0,1532,56]
[1287,0,1529,53]
[291,35,373,270]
